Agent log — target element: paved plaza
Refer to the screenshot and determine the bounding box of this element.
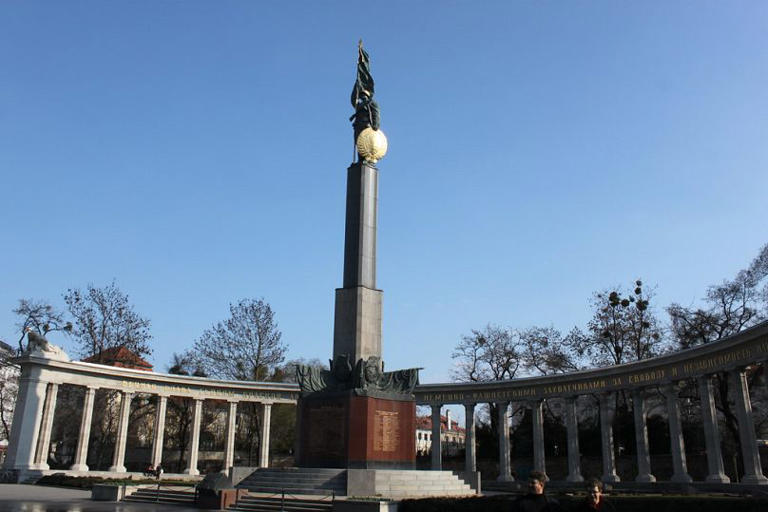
[0,485,204,512]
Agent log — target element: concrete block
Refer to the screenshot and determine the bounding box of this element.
[334,500,398,512]
[91,484,134,501]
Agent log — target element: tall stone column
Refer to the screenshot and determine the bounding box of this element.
[109,391,133,473]
[70,386,97,471]
[531,399,546,478]
[497,401,513,481]
[430,404,442,470]
[259,402,272,468]
[631,388,655,482]
[662,384,692,483]
[33,382,59,469]
[2,373,48,470]
[151,395,168,468]
[185,399,203,475]
[565,396,583,482]
[697,375,729,483]
[333,161,383,363]
[223,401,238,475]
[730,369,768,484]
[599,393,620,483]
[464,403,476,474]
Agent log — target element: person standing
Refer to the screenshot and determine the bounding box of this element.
[574,479,616,512]
[513,471,561,512]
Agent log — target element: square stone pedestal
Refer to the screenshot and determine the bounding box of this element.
[297,392,415,469]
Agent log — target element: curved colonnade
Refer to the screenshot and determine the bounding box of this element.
[3,322,767,486]
[415,321,768,485]
[2,357,298,476]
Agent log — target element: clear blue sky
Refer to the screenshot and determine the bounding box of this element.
[2,1,767,384]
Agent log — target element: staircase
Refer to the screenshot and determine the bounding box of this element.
[228,495,334,512]
[236,468,347,496]
[369,470,474,498]
[123,486,196,505]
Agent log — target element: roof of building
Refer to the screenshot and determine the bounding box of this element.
[81,346,153,371]
[0,339,15,355]
[415,414,465,433]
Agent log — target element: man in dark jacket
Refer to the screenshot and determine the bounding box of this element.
[513,471,561,512]
[574,479,616,512]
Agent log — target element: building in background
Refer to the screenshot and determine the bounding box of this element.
[415,410,465,456]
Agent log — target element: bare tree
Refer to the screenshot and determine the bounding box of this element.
[163,353,205,472]
[519,326,581,376]
[451,324,523,442]
[192,298,287,465]
[569,280,664,367]
[0,340,17,442]
[668,244,768,348]
[13,299,71,353]
[451,324,522,383]
[63,281,152,361]
[3,300,71,444]
[667,243,768,468]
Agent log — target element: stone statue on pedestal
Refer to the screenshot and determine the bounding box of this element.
[24,329,69,361]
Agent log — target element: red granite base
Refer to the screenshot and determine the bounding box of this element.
[297,393,415,469]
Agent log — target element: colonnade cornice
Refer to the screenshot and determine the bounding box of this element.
[414,320,768,404]
[13,356,301,403]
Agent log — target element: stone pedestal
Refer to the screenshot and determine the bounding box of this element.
[297,392,415,469]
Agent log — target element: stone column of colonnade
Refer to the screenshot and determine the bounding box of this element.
[2,373,49,470]
[731,368,768,484]
[223,401,238,474]
[33,383,59,469]
[185,399,204,475]
[259,402,272,468]
[464,403,477,474]
[430,403,442,470]
[70,387,97,471]
[697,375,729,482]
[530,399,546,478]
[564,396,583,482]
[598,393,620,483]
[109,391,134,472]
[662,384,692,483]
[151,395,169,469]
[496,401,513,481]
[631,388,655,482]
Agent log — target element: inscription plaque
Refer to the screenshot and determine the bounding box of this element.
[306,403,345,458]
[373,410,400,452]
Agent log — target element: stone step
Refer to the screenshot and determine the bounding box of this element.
[236,468,347,496]
[383,488,474,497]
[375,475,464,483]
[248,468,346,475]
[124,495,196,504]
[374,483,471,490]
[241,475,346,484]
[237,486,340,496]
[230,497,333,512]
[231,505,331,512]
[131,488,196,497]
